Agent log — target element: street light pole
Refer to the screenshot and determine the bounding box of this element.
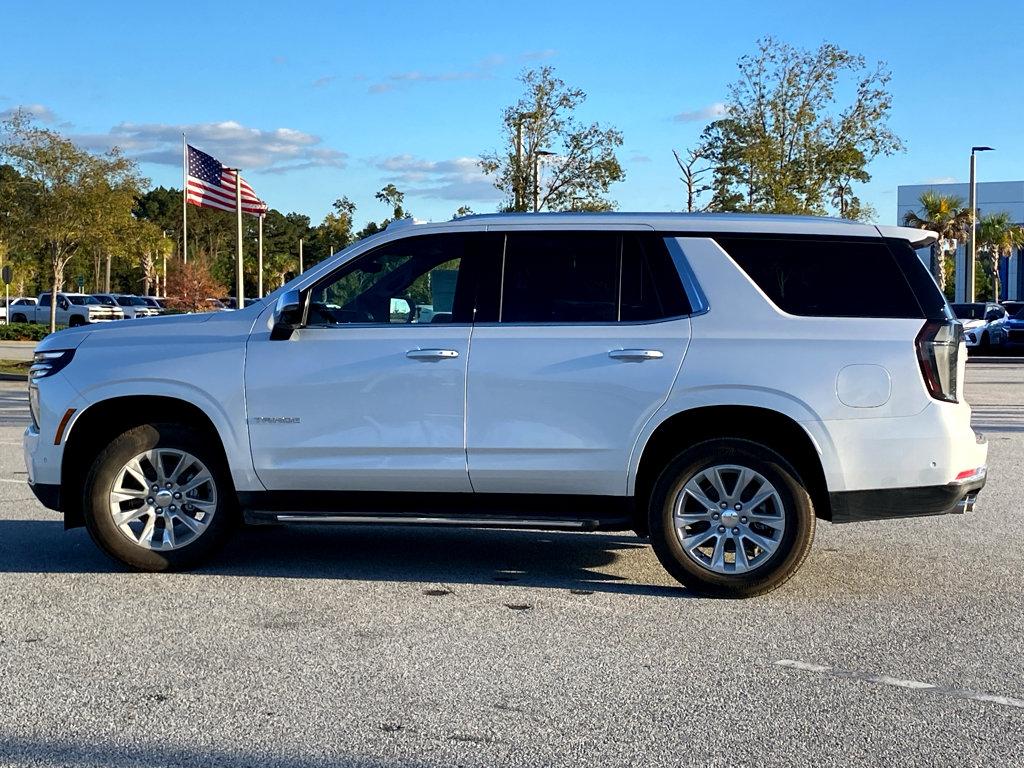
[967,146,994,303]
[515,121,524,210]
[513,111,540,212]
[533,150,555,212]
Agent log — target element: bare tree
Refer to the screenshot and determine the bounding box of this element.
[672,148,711,212]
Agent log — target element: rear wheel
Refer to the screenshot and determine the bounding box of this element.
[82,423,237,571]
[11,313,26,323]
[648,438,815,597]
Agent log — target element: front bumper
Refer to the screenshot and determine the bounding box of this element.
[28,481,61,511]
[829,468,987,523]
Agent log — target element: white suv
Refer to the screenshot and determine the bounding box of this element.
[23,213,988,596]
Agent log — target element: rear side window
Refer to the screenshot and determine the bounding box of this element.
[717,237,925,318]
[498,232,689,324]
[620,235,690,321]
[501,232,619,323]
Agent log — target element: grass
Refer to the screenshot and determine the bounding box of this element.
[0,359,31,377]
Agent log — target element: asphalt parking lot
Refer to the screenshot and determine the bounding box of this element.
[0,362,1022,767]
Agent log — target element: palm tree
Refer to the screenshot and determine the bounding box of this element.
[977,212,1024,302]
[903,191,973,295]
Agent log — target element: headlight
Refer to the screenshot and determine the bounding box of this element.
[30,349,75,380]
[28,383,40,430]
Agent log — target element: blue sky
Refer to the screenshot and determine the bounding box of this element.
[2,0,1021,227]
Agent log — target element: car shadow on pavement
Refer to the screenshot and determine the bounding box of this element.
[0,518,689,598]
[0,734,376,768]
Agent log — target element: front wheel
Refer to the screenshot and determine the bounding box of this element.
[82,423,237,571]
[648,438,815,597]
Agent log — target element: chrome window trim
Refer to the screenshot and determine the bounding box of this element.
[301,322,474,331]
[664,237,710,317]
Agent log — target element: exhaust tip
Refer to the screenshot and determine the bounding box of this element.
[955,493,978,514]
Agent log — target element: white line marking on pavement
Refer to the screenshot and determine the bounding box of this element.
[0,478,27,484]
[776,659,1024,710]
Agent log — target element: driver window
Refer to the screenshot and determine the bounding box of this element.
[307,234,470,327]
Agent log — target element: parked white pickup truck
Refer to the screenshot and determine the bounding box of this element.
[13,293,123,326]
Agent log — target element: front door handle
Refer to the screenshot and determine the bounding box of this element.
[406,348,460,361]
[608,349,664,362]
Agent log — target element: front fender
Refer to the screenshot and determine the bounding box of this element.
[62,379,261,493]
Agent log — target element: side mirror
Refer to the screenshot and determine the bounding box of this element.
[270,289,304,341]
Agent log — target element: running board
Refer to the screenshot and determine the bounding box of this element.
[244,510,625,531]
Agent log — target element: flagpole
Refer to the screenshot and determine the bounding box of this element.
[258,213,264,298]
[234,170,244,310]
[299,237,304,273]
[182,134,188,265]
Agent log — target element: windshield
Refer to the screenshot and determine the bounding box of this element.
[68,295,99,305]
[950,303,985,320]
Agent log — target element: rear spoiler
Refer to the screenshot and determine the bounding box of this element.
[876,225,938,248]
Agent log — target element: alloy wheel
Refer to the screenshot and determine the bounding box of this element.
[107,449,218,550]
[671,463,786,575]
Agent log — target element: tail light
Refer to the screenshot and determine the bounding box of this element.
[916,320,961,403]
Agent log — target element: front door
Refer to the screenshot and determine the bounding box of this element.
[245,232,491,493]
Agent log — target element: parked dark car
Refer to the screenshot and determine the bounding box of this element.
[1000,300,1024,317]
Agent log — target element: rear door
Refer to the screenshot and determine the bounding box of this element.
[466,231,692,496]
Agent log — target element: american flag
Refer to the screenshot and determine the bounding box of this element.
[186,144,267,216]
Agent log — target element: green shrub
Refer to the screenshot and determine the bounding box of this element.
[0,323,63,341]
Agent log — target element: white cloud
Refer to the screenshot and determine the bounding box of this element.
[73,120,347,173]
[673,101,727,123]
[368,68,491,94]
[521,49,558,61]
[0,103,59,123]
[374,154,500,202]
[366,49,558,95]
[923,176,958,185]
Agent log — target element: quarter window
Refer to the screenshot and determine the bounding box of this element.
[718,237,925,318]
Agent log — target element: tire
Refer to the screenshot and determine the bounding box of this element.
[11,313,26,323]
[82,423,237,571]
[68,315,85,327]
[981,332,991,353]
[648,438,815,598]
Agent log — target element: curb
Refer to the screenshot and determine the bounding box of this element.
[967,356,1024,365]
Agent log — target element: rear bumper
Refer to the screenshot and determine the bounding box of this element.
[829,469,987,523]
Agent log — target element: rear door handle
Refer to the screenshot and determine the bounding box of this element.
[608,349,664,361]
[406,348,460,361]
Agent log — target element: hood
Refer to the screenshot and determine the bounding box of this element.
[959,318,985,330]
[35,311,217,353]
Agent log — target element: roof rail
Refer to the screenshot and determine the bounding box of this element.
[385,217,426,231]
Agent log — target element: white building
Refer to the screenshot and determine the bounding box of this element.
[896,180,1024,302]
